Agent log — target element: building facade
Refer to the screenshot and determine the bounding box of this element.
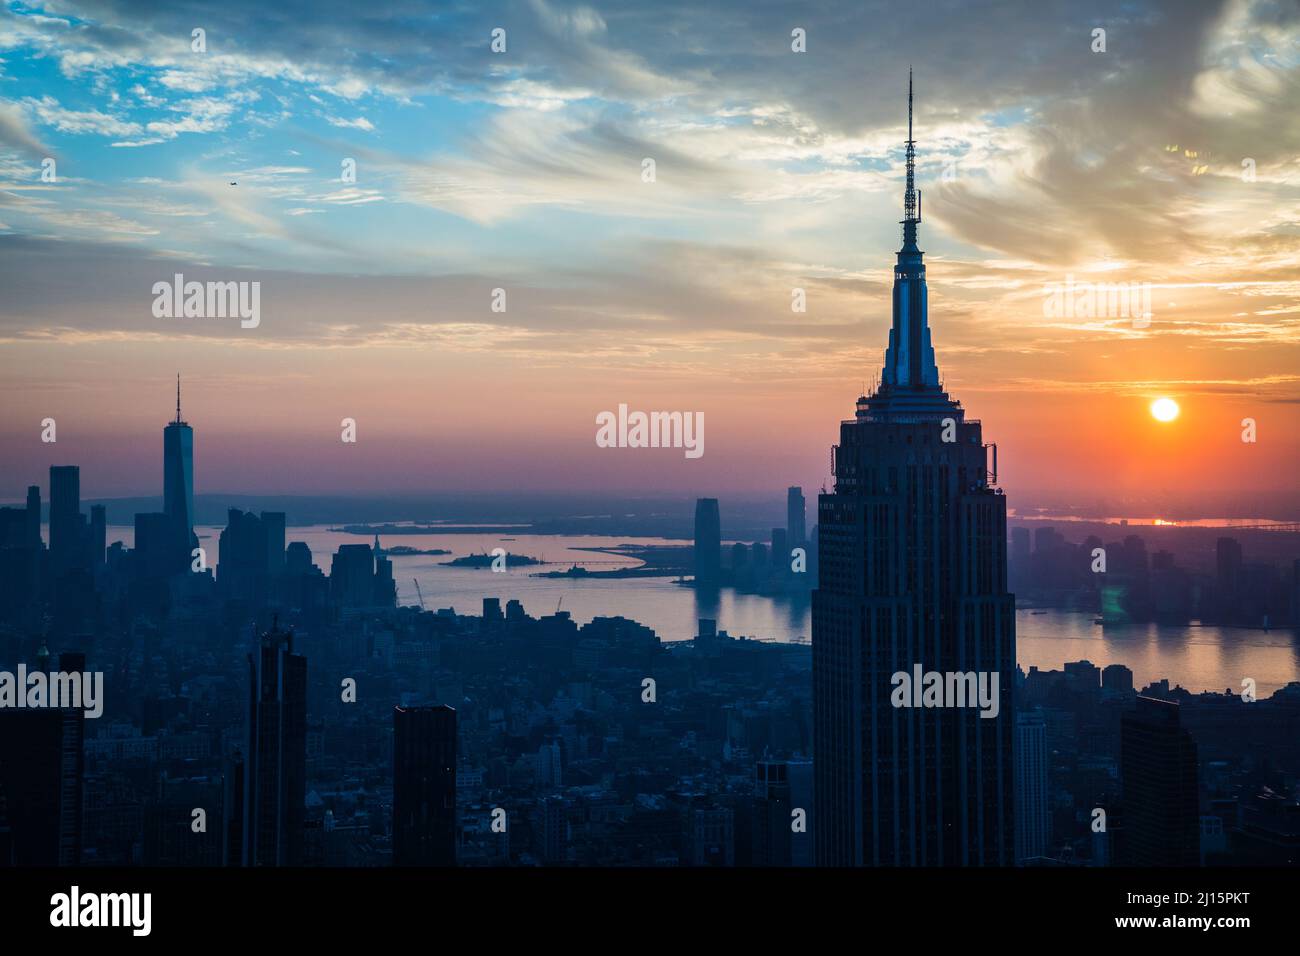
[812,73,1016,866]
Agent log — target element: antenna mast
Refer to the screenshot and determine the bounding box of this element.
[902,68,920,246]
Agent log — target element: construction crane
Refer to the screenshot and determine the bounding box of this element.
[413,578,426,611]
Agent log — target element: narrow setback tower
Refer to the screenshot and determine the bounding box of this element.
[812,72,1015,866]
[163,375,195,574]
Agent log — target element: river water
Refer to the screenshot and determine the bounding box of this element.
[112,525,1300,698]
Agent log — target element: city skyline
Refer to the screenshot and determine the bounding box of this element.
[0,0,1298,898]
[1,1,1298,512]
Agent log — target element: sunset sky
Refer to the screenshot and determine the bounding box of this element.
[1,0,1297,516]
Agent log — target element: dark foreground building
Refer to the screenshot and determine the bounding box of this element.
[0,709,83,865]
[812,73,1015,866]
[1120,696,1200,866]
[243,622,307,866]
[392,704,457,866]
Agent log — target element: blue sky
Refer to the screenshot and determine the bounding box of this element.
[1,0,1298,510]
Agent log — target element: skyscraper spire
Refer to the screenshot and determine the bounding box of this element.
[902,66,920,250]
[872,70,945,409]
[814,72,1014,869]
[164,373,194,574]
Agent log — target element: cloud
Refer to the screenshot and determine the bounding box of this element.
[0,99,53,159]
[22,94,141,136]
[323,114,374,131]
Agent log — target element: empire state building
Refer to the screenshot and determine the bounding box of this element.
[812,73,1015,866]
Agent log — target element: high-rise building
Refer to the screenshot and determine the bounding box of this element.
[263,511,286,574]
[89,504,106,568]
[48,465,83,574]
[1015,711,1049,862]
[787,486,806,550]
[163,376,195,574]
[0,649,84,867]
[812,73,1015,866]
[771,527,788,569]
[331,543,376,608]
[1120,696,1199,866]
[243,621,307,866]
[133,512,173,580]
[392,704,457,866]
[538,796,568,865]
[693,498,721,587]
[1011,527,1030,563]
[0,503,41,627]
[25,485,41,550]
[1215,536,1243,621]
[752,760,793,866]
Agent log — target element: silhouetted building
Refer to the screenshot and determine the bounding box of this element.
[243,622,307,865]
[25,485,41,549]
[1213,535,1247,623]
[331,544,377,608]
[812,74,1015,866]
[88,504,105,568]
[694,498,721,588]
[1015,711,1048,862]
[133,513,171,580]
[1216,537,1242,600]
[0,694,84,866]
[768,528,786,572]
[49,465,84,575]
[1102,663,1134,695]
[1011,527,1030,563]
[1064,660,1100,691]
[538,796,567,864]
[219,509,296,604]
[1120,696,1199,866]
[787,487,806,550]
[131,512,173,618]
[752,760,792,866]
[393,705,457,866]
[263,512,286,574]
[163,376,195,574]
[690,807,733,866]
[0,495,41,626]
[1232,787,1300,865]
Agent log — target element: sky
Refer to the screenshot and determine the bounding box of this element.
[0,0,1298,517]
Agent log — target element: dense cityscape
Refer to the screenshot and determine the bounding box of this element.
[2,438,1298,867]
[1,78,1296,872]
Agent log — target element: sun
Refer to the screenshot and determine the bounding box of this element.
[1150,397,1180,422]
